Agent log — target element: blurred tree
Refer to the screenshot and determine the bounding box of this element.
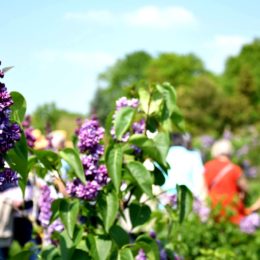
[236,65,258,105]
[32,103,84,138]
[146,53,206,87]
[32,102,61,132]
[98,50,152,89]
[177,75,222,134]
[91,51,152,124]
[223,38,260,102]
[218,95,254,130]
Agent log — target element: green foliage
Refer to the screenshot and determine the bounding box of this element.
[153,209,260,259]
[91,39,260,134]
[92,51,152,123]
[127,161,153,198]
[146,53,205,86]
[10,91,27,124]
[177,185,193,223]
[114,107,135,139]
[10,82,187,260]
[32,102,60,132]
[59,148,86,184]
[106,145,123,193]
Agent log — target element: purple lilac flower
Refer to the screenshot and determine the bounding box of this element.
[77,117,104,153]
[200,135,215,149]
[135,249,147,260]
[74,117,83,136]
[132,119,145,134]
[44,219,64,245]
[174,254,184,260]
[95,164,108,185]
[67,117,108,201]
[75,181,100,200]
[240,213,260,234]
[193,199,210,223]
[248,167,257,178]
[0,168,18,190]
[38,185,64,244]
[38,185,53,227]
[0,62,21,190]
[22,115,36,148]
[236,145,249,158]
[222,129,233,140]
[116,97,139,110]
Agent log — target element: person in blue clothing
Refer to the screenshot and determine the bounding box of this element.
[162,133,207,200]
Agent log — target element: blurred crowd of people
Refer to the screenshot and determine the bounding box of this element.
[163,133,260,224]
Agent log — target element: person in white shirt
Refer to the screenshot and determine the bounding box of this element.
[162,133,207,201]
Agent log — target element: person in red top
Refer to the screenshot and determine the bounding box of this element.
[204,139,248,224]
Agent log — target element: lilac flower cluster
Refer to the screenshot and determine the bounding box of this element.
[240,213,260,234]
[0,62,21,190]
[38,185,64,244]
[199,135,215,149]
[135,249,147,260]
[0,168,18,189]
[66,117,108,200]
[38,185,53,227]
[193,199,210,223]
[116,97,139,110]
[22,115,36,148]
[242,160,257,178]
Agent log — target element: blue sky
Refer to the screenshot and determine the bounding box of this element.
[1,0,260,114]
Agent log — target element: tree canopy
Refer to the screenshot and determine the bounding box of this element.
[90,39,260,135]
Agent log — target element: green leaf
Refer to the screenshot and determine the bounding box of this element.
[171,109,185,131]
[153,133,170,164]
[58,230,75,260]
[153,163,166,186]
[34,150,61,171]
[40,245,60,260]
[127,161,153,197]
[50,198,62,223]
[87,235,112,260]
[177,185,193,223]
[129,134,169,168]
[59,148,86,184]
[138,87,150,114]
[136,235,160,260]
[10,250,33,260]
[99,191,119,232]
[95,237,112,260]
[109,225,130,248]
[117,248,134,260]
[71,249,90,259]
[114,107,135,140]
[148,91,163,116]
[5,132,28,194]
[59,199,80,239]
[156,82,177,115]
[106,145,123,193]
[129,203,151,228]
[10,91,27,123]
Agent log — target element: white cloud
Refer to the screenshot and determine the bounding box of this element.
[64,6,197,30]
[124,6,197,29]
[205,35,249,73]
